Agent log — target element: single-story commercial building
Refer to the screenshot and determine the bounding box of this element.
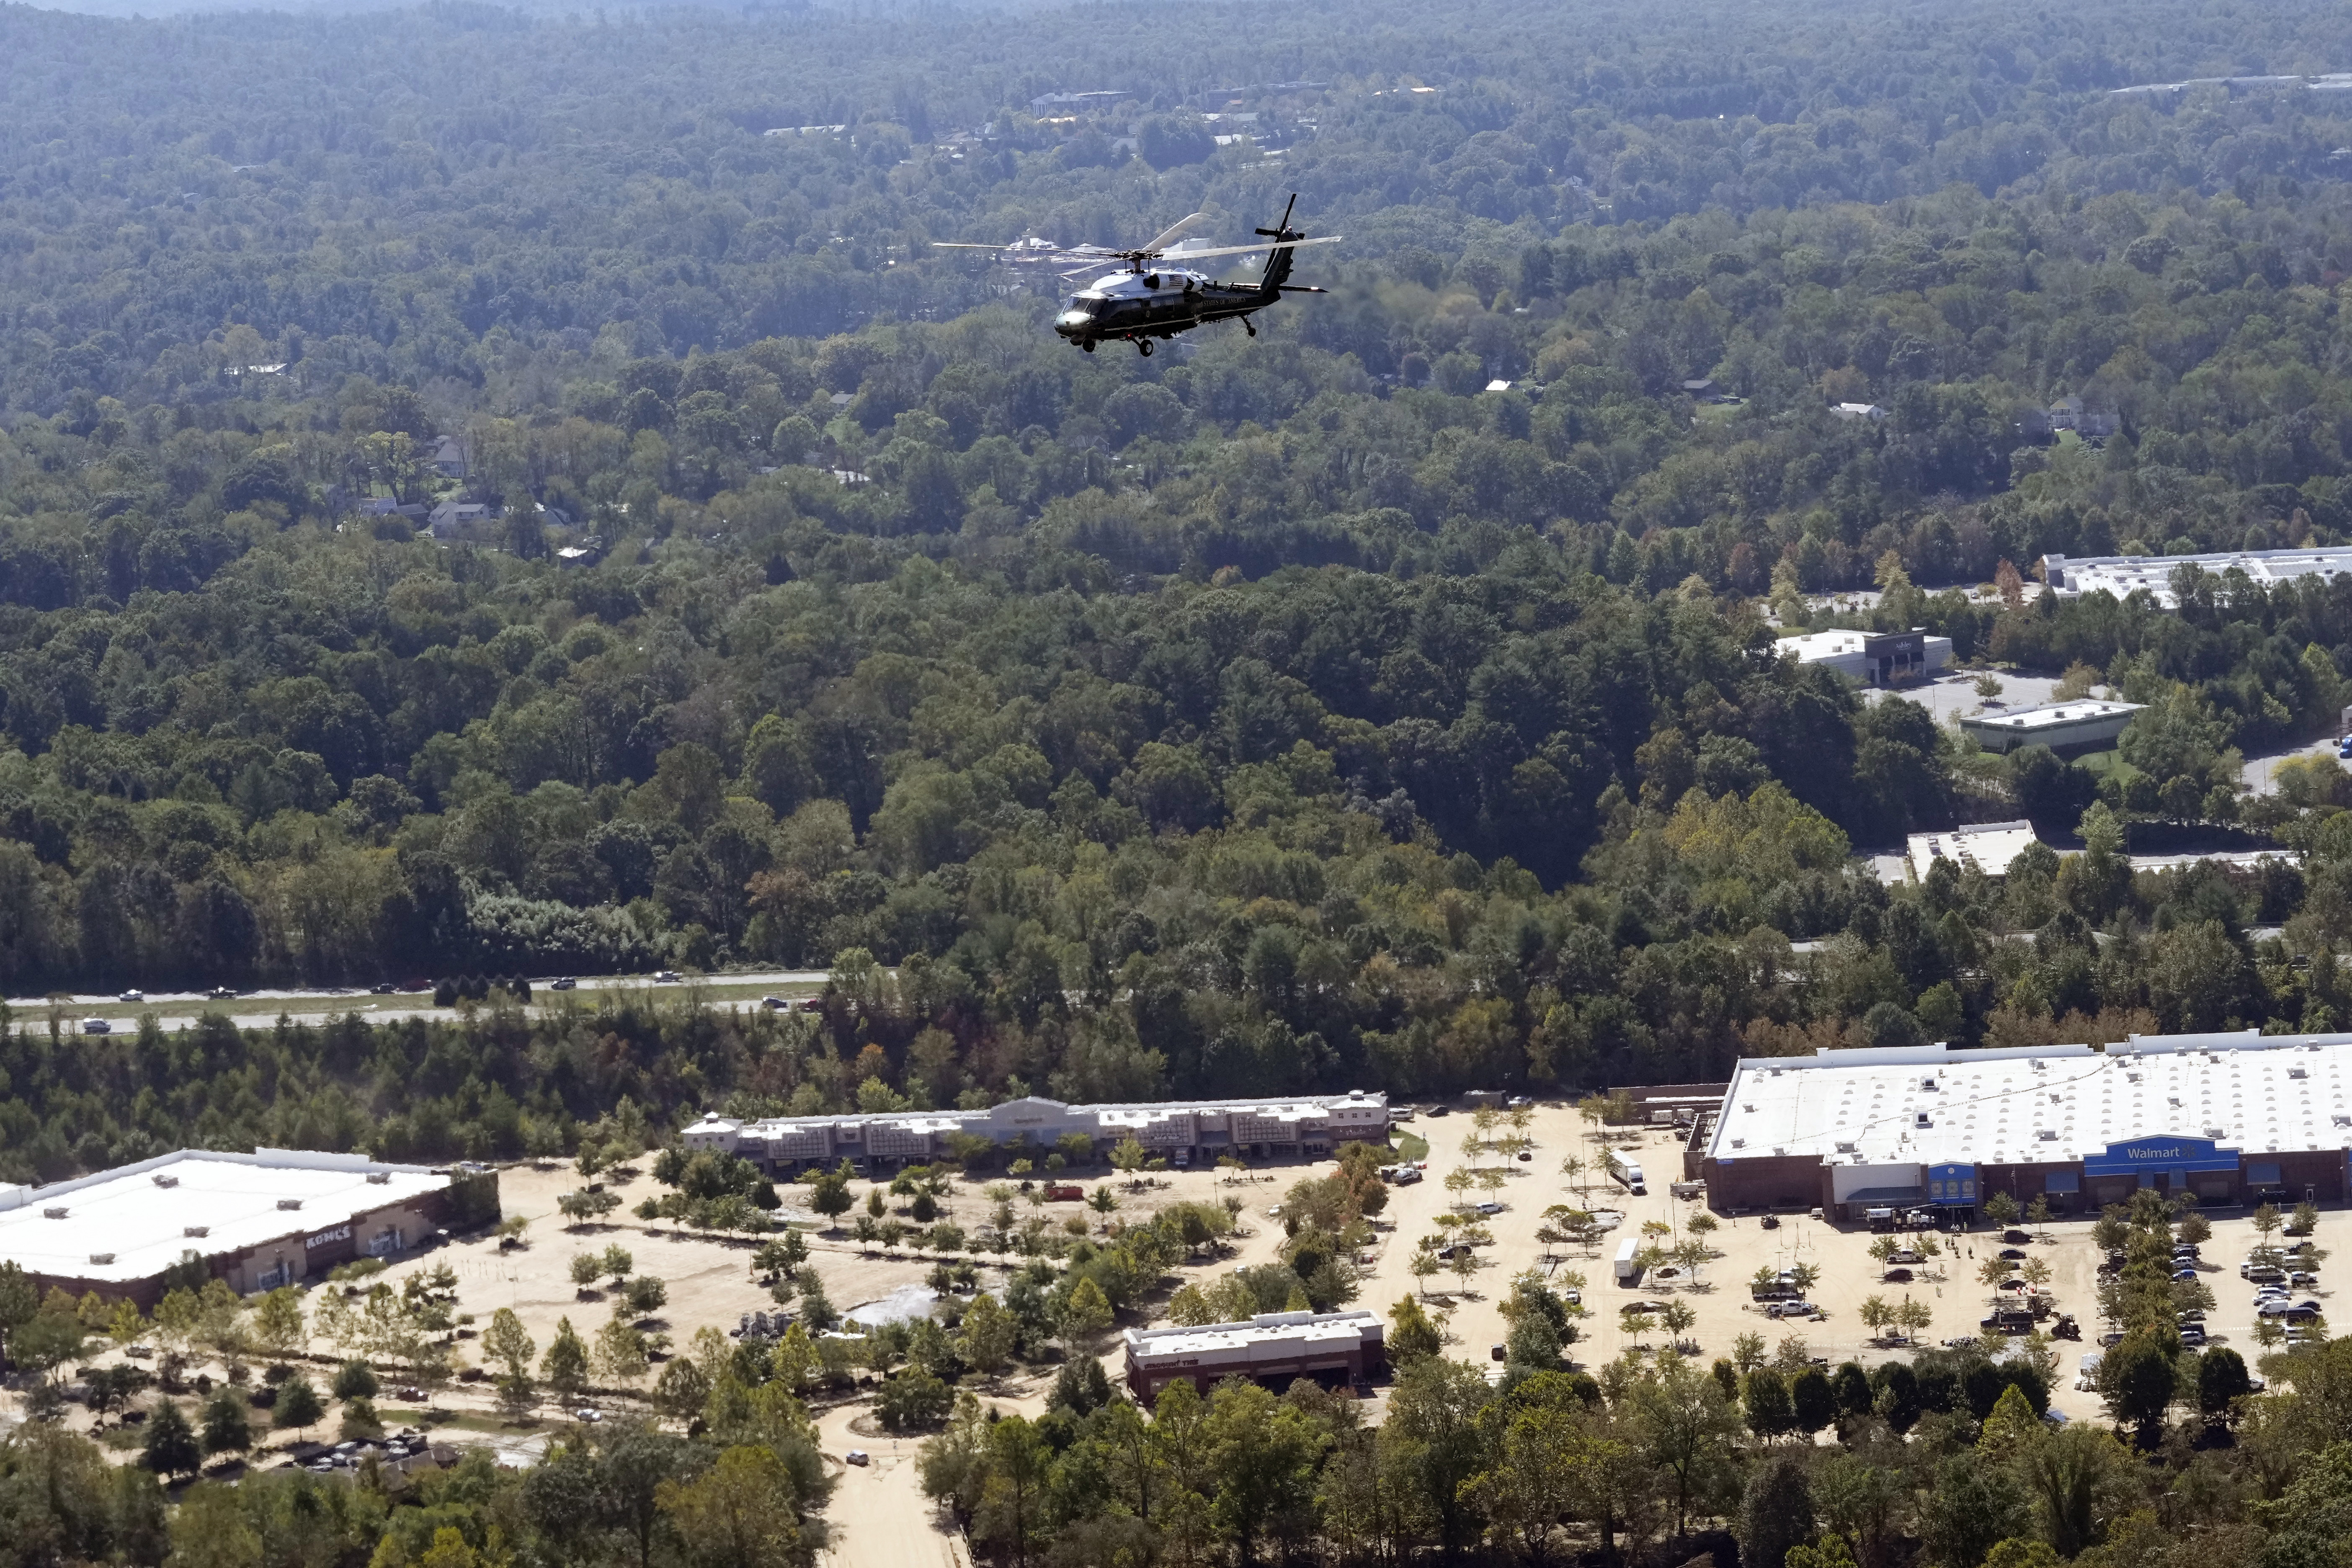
[1779,629,1953,688]
[681,1091,1392,1174]
[1695,1033,2352,1220]
[1904,820,2043,879]
[1959,699,2143,755]
[2042,547,2352,609]
[1122,1309,1386,1399]
[0,1149,494,1308]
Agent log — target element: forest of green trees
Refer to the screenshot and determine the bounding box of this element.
[13,0,2352,1557]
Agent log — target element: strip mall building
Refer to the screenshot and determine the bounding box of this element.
[1693,1033,2352,1220]
[681,1091,1392,1173]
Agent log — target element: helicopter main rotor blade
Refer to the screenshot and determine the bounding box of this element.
[1141,235,1342,264]
[928,242,1020,250]
[1140,212,1212,255]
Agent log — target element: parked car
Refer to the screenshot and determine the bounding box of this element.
[1998,1247,2028,1261]
[1767,1300,1818,1319]
[2178,1324,2208,1346]
[1490,1343,1507,1362]
[2288,1270,2322,1289]
[1475,1202,1504,1215]
[2242,1262,2287,1282]
[1889,1249,1923,1265]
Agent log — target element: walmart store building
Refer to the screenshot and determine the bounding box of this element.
[1692,1032,2352,1220]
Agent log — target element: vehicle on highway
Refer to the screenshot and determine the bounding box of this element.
[371,982,397,994]
[81,1017,111,1034]
[206,985,237,1000]
[652,970,683,983]
[116,990,143,1003]
[550,977,577,990]
[761,995,788,1010]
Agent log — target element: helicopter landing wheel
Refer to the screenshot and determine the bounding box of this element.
[1244,320,1256,338]
[1137,339,1153,357]
[1081,341,1094,353]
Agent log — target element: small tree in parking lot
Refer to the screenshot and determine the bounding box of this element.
[1859,1296,1892,1342]
[1897,1298,1934,1340]
[1659,1300,1697,1347]
[1983,1191,2022,1227]
[1786,1262,1820,1295]
[1731,1331,1767,1374]
[2026,1194,2053,1238]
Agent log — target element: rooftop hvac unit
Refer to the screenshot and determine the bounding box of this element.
[2291,1068,2310,1079]
[2037,1130,2058,1140]
[276,1199,303,1211]
[184,1226,208,1238]
[41,1207,67,1219]
[1921,1078,1937,1091]
[1915,1112,1932,1127]
[151,1174,178,1188]
[366,1172,391,1185]
[2207,1127,2226,1138]
[1834,1141,1857,1153]
[88,1253,113,1266]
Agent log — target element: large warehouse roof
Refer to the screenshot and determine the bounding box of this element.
[0,1149,446,1286]
[1709,1033,2352,1169]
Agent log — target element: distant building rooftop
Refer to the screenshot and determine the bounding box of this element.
[1905,820,2041,882]
[2042,547,2352,608]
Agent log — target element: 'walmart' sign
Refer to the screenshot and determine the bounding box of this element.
[2081,1135,2238,1177]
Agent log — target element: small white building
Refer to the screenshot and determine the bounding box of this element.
[1779,628,1952,688]
[1959,699,2142,755]
[1831,402,1888,422]
[1905,820,2042,881]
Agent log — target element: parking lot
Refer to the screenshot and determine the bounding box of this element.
[1368,1104,2344,1423]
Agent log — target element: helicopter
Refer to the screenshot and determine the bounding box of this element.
[933,195,1339,356]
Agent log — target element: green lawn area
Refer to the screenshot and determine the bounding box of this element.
[1393,1131,1430,1163]
[2076,749,2141,785]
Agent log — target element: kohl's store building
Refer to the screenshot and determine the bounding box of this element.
[1691,1033,2352,1220]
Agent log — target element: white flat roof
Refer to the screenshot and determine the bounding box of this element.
[1125,1309,1379,1364]
[0,1150,446,1285]
[1961,700,2141,732]
[1710,1034,2352,1168]
[1906,820,2041,878]
[2044,548,2352,608]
